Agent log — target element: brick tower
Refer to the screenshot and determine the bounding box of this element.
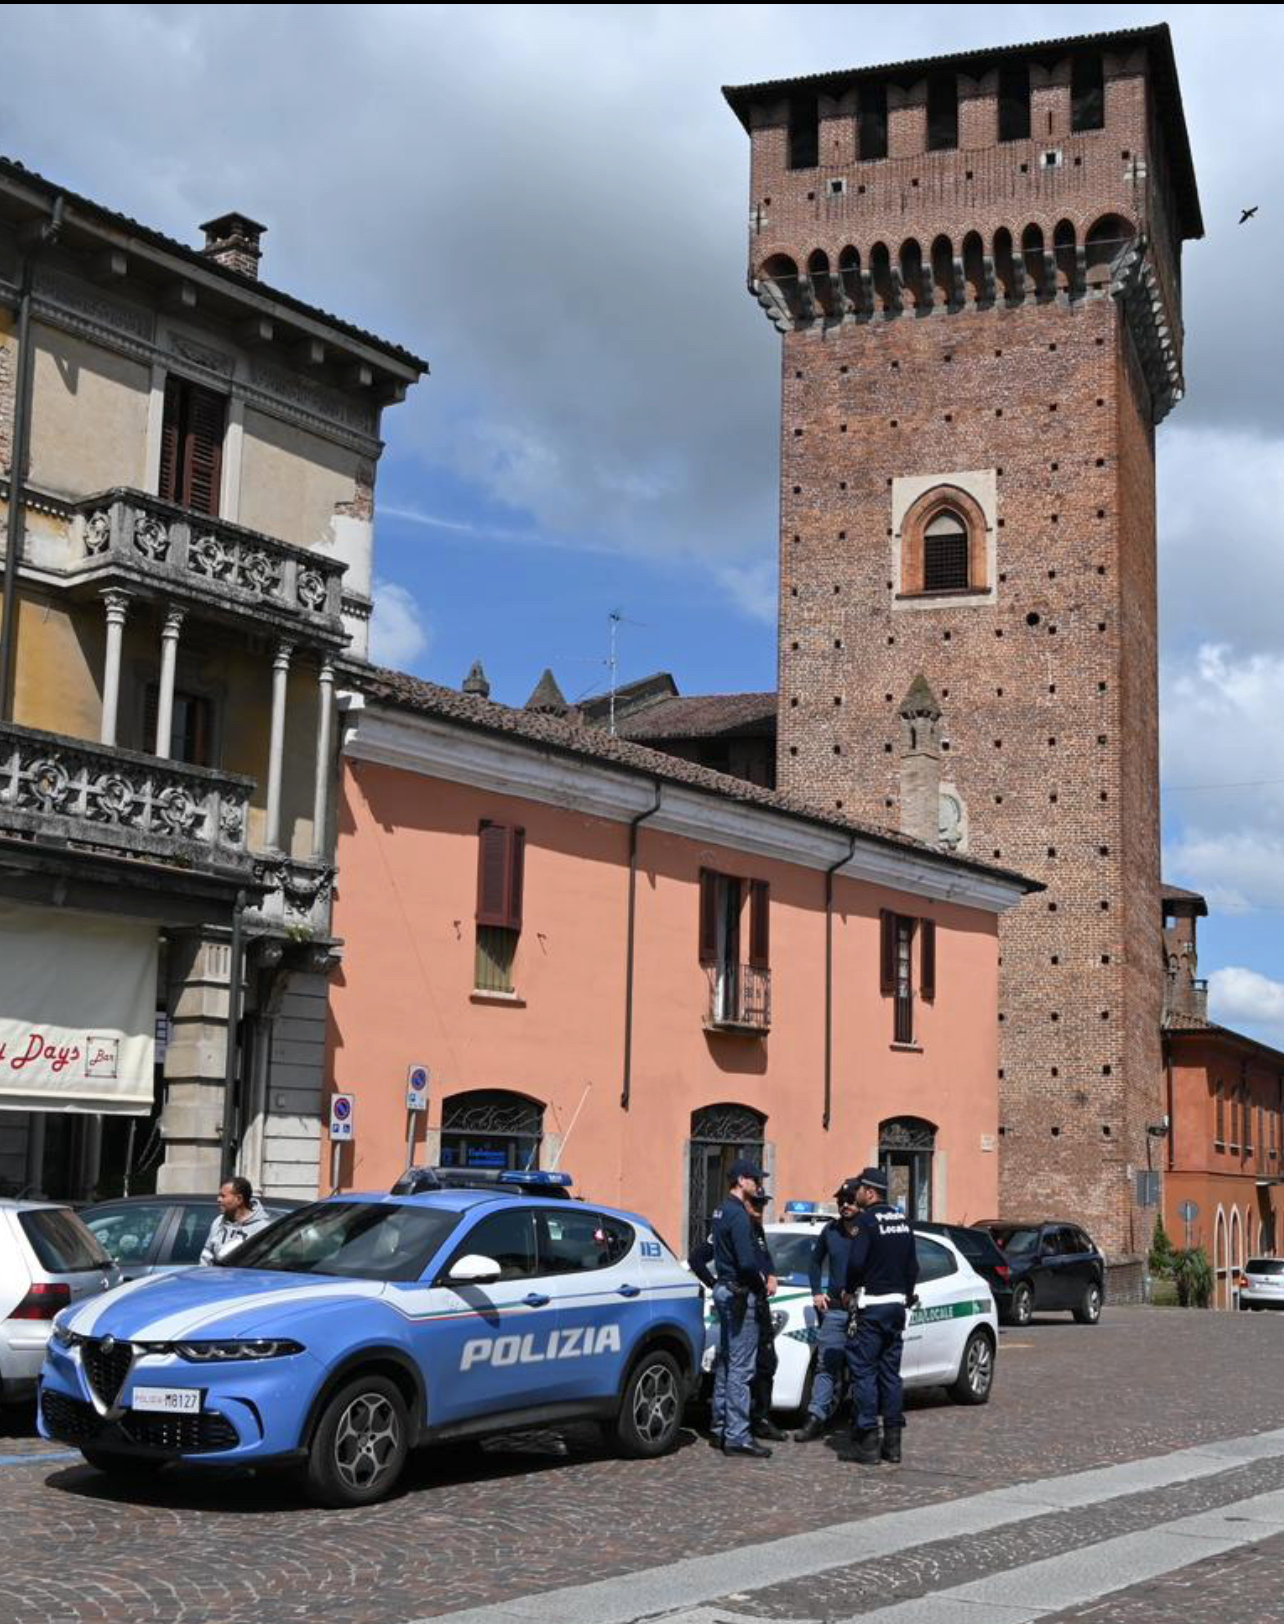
[725,25,1202,1267]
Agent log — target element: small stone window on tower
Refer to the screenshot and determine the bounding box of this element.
[1071,52,1105,132]
[998,62,1031,142]
[788,93,820,170]
[858,81,888,160]
[927,74,958,151]
[924,512,970,591]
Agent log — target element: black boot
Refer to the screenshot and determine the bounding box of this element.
[841,1426,881,1465]
[753,1417,788,1442]
[793,1415,827,1443]
[880,1426,903,1464]
[708,1430,724,1450]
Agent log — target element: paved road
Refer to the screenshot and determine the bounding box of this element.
[5,1308,1284,1624]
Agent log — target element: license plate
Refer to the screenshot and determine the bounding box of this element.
[132,1387,202,1414]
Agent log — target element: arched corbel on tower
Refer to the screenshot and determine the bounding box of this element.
[993,227,1020,303]
[900,238,931,313]
[1085,213,1136,288]
[1021,222,1049,299]
[838,245,863,317]
[756,252,803,330]
[871,242,899,315]
[1054,219,1080,296]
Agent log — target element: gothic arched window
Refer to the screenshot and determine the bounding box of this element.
[923,511,970,591]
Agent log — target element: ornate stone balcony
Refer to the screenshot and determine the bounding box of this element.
[70,489,347,645]
[0,722,255,879]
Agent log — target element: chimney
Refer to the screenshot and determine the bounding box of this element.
[898,674,943,846]
[462,660,491,700]
[200,212,267,279]
[524,668,569,717]
[1162,888,1209,1019]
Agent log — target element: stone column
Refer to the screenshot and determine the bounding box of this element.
[154,604,185,758]
[99,590,130,747]
[264,640,293,852]
[311,657,335,860]
[156,930,232,1193]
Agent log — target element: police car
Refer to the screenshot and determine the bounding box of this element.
[701,1201,997,1411]
[38,1172,703,1507]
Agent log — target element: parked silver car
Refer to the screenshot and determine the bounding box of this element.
[1239,1257,1284,1310]
[1,1201,121,1403]
[79,1193,301,1280]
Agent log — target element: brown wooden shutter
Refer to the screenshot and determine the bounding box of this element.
[183,385,226,516]
[920,918,936,1001]
[749,880,770,970]
[507,827,525,931]
[699,869,718,963]
[880,909,896,994]
[477,822,510,927]
[158,376,183,502]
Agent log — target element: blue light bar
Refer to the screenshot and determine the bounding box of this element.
[785,1200,820,1214]
[499,1170,573,1187]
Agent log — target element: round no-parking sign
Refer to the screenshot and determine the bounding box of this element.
[330,1093,355,1140]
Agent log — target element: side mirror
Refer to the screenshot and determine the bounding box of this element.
[447,1254,502,1285]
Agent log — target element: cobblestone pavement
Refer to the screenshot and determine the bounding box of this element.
[4,1308,1284,1624]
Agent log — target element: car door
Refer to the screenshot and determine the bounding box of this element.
[532,1206,647,1403]
[79,1201,173,1281]
[394,1206,562,1428]
[906,1235,963,1384]
[1031,1226,1068,1309]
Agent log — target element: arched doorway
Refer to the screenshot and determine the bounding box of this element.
[687,1103,766,1256]
[440,1089,544,1172]
[879,1117,937,1220]
[1215,1207,1228,1310]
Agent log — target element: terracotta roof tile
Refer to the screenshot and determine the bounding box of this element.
[613,692,776,741]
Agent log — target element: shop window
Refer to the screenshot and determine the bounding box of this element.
[440,1089,543,1172]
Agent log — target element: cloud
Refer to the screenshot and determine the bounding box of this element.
[369,581,430,670]
[1209,967,1284,1030]
[715,559,778,624]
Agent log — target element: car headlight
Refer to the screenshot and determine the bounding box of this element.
[173,1339,304,1362]
[770,1311,789,1337]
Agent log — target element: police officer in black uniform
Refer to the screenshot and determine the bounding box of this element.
[841,1166,919,1466]
[745,1187,786,1442]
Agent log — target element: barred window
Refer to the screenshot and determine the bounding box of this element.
[924,512,970,591]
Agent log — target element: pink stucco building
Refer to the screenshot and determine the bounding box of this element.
[327,673,1033,1252]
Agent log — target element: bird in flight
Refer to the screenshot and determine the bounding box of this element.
[1240,207,1259,224]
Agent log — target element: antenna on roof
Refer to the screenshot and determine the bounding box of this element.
[605,609,646,736]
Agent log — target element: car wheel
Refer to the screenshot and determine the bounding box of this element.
[614,1350,683,1459]
[1073,1283,1103,1325]
[304,1374,409,1508]
[1009,1283,1034,1326]
[80,1449,165,1480]
[949,1329,995,1405]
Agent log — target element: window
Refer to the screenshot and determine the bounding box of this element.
[443,1209,537,1283]
[18,1209,112,1273]
[700,869,770,1029]
[927,74,958,151]
[475,821,524,993]
[881,912,935,1044]
[229,1202,462,1281]
[1215,1080,1225,1150]
[158,375,226,516]
[998,62,1031,142]
[858,81,888,160]
[1243,1090,1253,1156]
[788,93,819,169]
[914,1236,957,1281]
[170,1204,218,1266]
[440,1090,543,1172]
[1071,53,1105,132]
[82,1202,169,1267]
[144,684,214,765]
[535,1209,634,1274]
[923,512,970,591]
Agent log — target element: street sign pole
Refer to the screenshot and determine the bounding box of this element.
[405,1066,430,1172]
[328,1093,356,1194]
[331,1135,341,1196]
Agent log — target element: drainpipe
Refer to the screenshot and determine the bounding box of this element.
[219,890,247,1182]
[621,783,662,1110]
[0,195,64,721]
[823,834,858,1130]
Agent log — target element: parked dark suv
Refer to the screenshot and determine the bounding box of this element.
[979,1221,1105,1326]
[914,1221,1014,1321]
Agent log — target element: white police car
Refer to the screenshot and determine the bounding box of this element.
[40,1172,703,1507]
[701,1201,997,1411]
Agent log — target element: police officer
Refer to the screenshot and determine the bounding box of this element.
[745,1187,786,1442]
[793,1181,861,1442]
[710,1159,774,1458]
[841,1166,919,1466]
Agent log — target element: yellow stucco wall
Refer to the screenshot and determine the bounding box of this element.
[8,589,104,739]
[238,408,361,550]
[28,323,151,497]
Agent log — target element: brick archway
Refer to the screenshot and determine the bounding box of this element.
[899,484,990,596]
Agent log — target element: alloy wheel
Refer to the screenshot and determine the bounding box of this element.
[333,1392,401,1492]
[632,1362,680,1445]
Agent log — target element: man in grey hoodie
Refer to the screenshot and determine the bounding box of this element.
[200,1176,272,1264]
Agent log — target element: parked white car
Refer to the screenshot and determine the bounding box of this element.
[1239,1257,1284,1310]
[0,1200,120,1404]
[701,1215,998,1411]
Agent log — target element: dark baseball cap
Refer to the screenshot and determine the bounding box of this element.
[834,1181,861,1203]
[728,1158,766,1183]
[853,1166,889,1194]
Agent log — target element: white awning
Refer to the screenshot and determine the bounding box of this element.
[0,902,157,1114]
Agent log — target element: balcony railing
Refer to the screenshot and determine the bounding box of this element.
[71,489,347,643]
[0,722,254,878]
[705,963,771,1034]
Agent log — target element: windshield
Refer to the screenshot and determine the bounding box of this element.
[1246,1258,1284,1276]
[988,1225,1041,1256]
[767,1231,819,1283]
[227,1201,462,1281]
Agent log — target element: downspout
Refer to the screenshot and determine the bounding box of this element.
[621,782,662,1110]
[823,834,858,1130]
[1164,1037,1174,1172]
[0,195,64,721]
[219,889,247,1182]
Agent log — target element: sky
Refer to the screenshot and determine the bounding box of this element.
[5,3,1284,1040]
